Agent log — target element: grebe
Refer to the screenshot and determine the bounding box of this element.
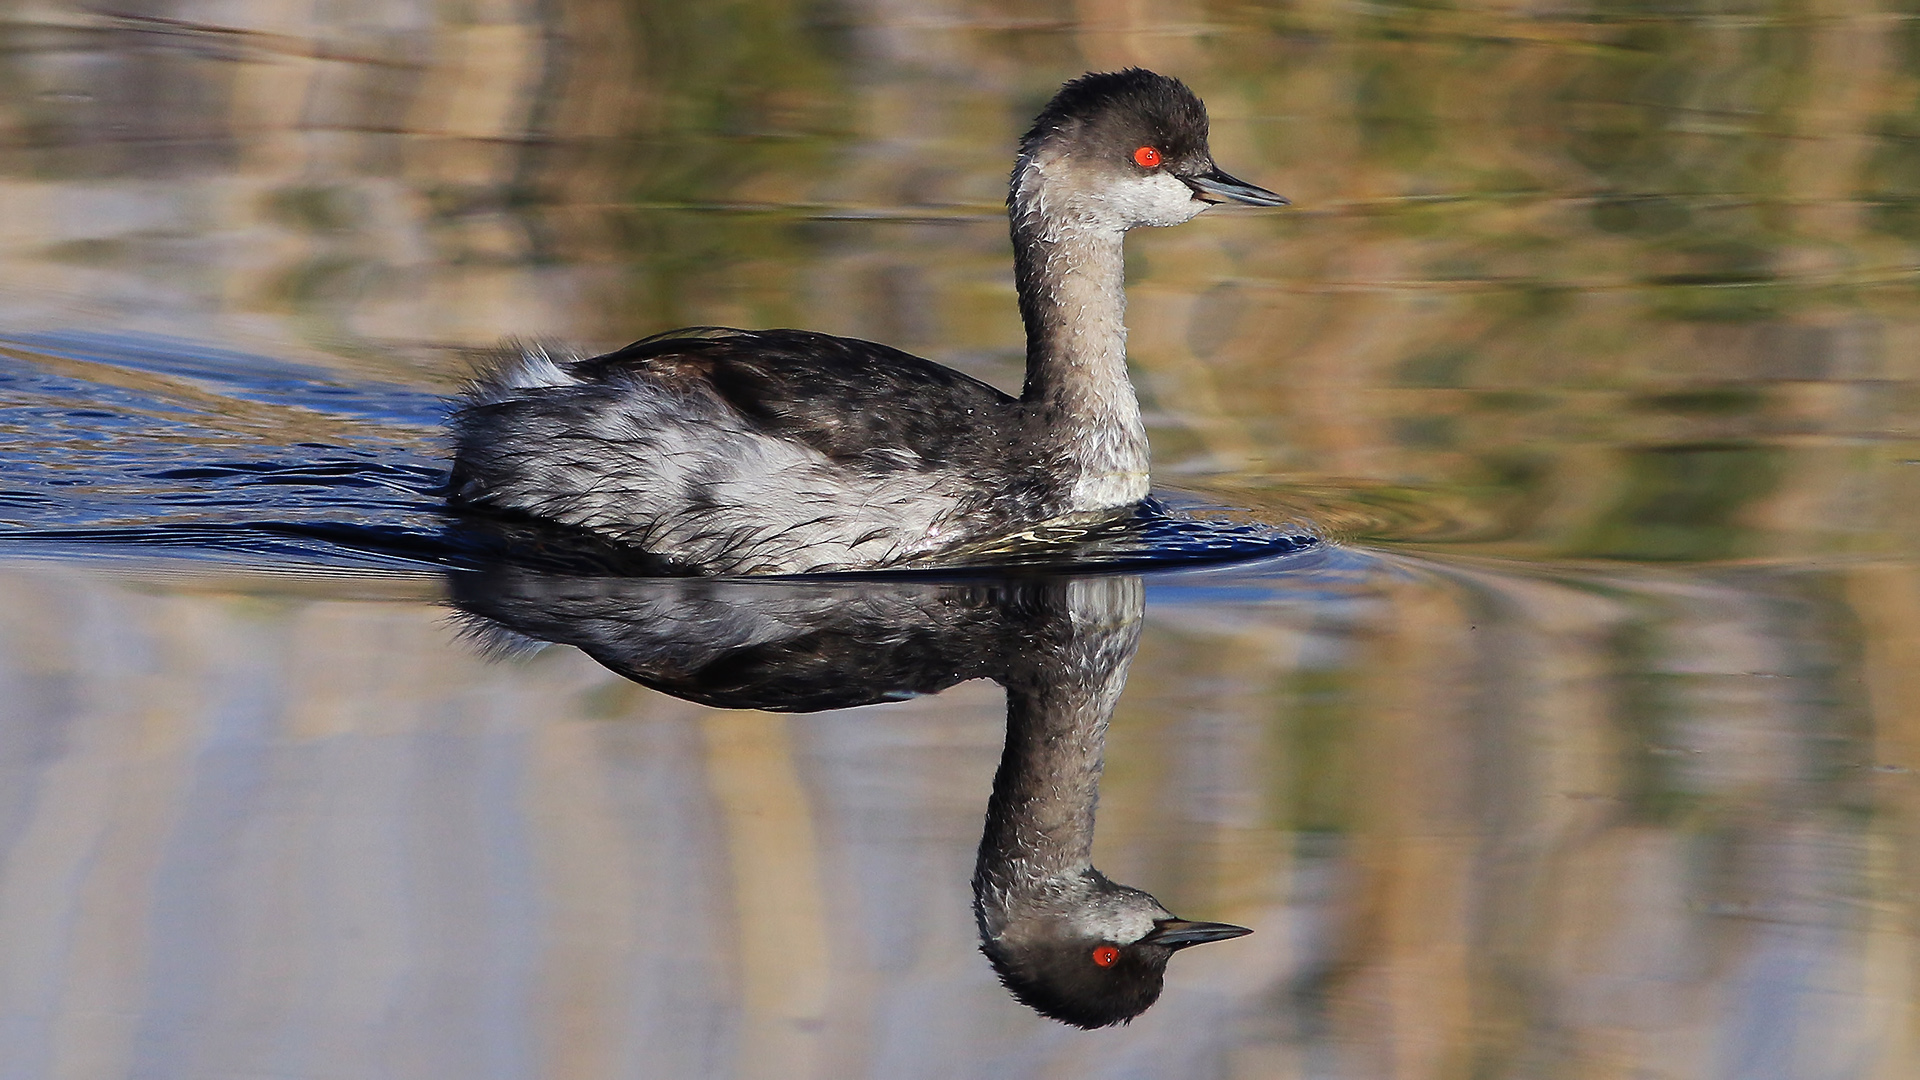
[448,69,1287,575]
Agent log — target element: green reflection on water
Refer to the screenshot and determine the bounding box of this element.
[1581,443,1784,560]
[1284,667,1361,836]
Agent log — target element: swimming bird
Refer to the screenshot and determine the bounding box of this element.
[448,69,1287,575]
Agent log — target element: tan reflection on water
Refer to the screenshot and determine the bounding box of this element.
[701,711,832,1077]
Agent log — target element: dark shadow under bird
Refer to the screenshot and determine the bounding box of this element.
[446,69,1287,575]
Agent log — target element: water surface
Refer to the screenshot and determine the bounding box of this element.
[2,2,1919,1077]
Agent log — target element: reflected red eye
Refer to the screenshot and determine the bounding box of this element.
[1091,945,1120,967]
[1132,146,1162,168]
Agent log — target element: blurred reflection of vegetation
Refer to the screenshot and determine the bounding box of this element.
[1281,668,1358,835]
[1862,0,1920,240]
[1210,0,1920,563]
[1580,443,1783,560]
[606,0,853,329]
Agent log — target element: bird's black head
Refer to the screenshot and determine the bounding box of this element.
[1020,69,1213,176]
[981,914,1252,1029]
[1013,69,1288,228]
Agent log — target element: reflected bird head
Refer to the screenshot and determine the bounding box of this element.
[980,876,1250,1029]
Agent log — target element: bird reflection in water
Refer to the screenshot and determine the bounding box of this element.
[449,565,1250,1028]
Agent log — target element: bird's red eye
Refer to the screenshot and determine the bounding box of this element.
[1132,146,1162,168]
[1091,945,1121,967]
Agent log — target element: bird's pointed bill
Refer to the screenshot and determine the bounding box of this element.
[1184,168,1290,207]
[1144,918,1254,949]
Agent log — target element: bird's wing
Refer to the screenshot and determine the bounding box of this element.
[577,328,1021,469]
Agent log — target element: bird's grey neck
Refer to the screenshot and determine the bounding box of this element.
[974,578,1143,933]
[1010,154,1149,509]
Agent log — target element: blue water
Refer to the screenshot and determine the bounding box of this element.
[0,332,1316,575]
